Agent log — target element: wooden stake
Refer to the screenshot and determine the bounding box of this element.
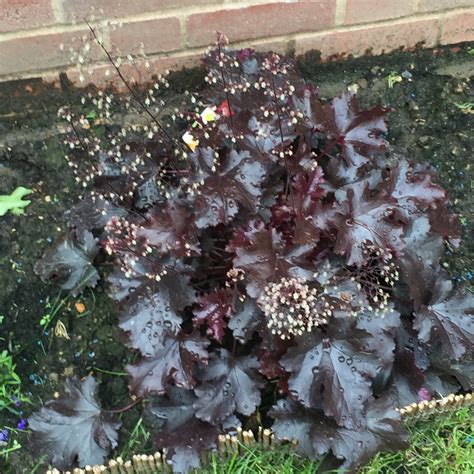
[225,434,232,451]
[153,451,163,468]
[124,460,134,474]
[230,435,239,454]
[236,426,244,443]
[139,454,151,474]
[218,434,227,454]
[162,449,172,472]
[109,459,120,474]
[263,429,272,447]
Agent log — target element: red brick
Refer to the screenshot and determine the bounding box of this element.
[109,17,181,56]
[441,10,474,44]
[65,53,202,90]
[252,39,295,56]
[60,0,223,23]
[344,0,413,25]
[186,1,336,47]
[418,0,473,13]
[0,0,55,33]
[0,29,103,76]
[296,18,439,59]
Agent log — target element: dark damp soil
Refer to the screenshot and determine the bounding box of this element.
[0,43,473,472]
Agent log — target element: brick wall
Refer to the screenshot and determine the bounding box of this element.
[0,0,473,85]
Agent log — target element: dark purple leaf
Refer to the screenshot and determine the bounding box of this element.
[194,349,264,422]
[271,395,407,469]
[65,195,127,232]
[136,200,200,258]
[397,217,444,309]
[428,204,461,248]
[149,387,198,431]
[119,290,182,357]
[134,174,165,210]
[29,376,120,469]
[281,329,376,429]
[313,92,389,169]
[355,306,401,368]
[414,277,474,360]
[229,224,314,298]
[429,347,474,391]
[35,229,99,295]
[333,180,405,265]
[149,388,238,473]
[156,418,218,473]
[189,147,266,228]
[127,334,209,397]
[292,166,326,215]
[389,327,426,406]
[388,159,445,215]
[108,258,195,310]
[193,289,233,342]
[228,299,265,343]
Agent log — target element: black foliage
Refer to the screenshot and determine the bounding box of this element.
[32,36,473,471]
[35,228,99,295]
[28,377,120,469]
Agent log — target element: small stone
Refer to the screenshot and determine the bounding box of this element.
[347,83,359,94]
[63,366,74,376]
[49,372,59,383]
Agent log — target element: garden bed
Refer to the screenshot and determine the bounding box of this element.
[0,42,473,472]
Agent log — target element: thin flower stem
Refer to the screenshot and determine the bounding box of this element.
[270,73,295,209]
[85,20,192,162]
[217,42,234,131]
[105,397,143,414]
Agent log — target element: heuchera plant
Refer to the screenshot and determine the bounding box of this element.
[31,34,473,472]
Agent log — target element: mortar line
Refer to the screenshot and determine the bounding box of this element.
[437,13,446,45]
[179,17,188,50]
[412,0,422,13]
[51,0,66,23]
[335,0,346,26]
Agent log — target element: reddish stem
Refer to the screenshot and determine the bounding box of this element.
[105,397,143,414]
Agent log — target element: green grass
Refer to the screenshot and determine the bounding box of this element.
[198,408,473,473]
[453,102,474,113]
